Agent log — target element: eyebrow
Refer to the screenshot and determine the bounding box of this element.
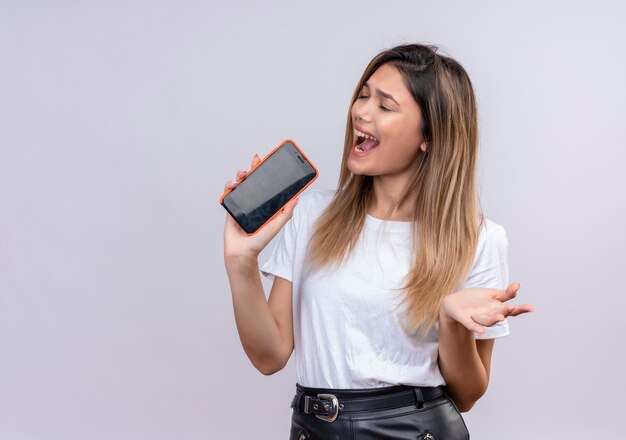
[363,82,400,106]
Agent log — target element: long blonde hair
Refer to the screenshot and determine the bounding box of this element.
[306,43,485,337]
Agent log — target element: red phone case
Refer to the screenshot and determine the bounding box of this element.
[219,138,319,236]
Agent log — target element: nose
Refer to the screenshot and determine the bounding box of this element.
[352,98,372,123]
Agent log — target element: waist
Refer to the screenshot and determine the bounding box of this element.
[291,382,447,422]
[295,382,444,399]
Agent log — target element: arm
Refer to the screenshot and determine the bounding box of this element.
[222,154,298,375]
[438,282,534,411]
[225,257,294,375]
[438,310,494,412]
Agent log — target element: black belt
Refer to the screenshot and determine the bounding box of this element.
[290,384,446,423]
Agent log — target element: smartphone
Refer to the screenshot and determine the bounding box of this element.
[220,139,318,235]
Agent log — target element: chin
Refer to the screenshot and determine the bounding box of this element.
[346,158,380,176]
[347,161,370,176]
[347,167,376,177]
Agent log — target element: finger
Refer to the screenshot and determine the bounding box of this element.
[495,281,521,302]
[259,197,300,235]
[472,323,486,335]
[278,196,300,216]
[267,198,299,230]
[225,166,254,192]
[224,179,238,191]
[505,303,535,317]
[457,315,486,334]
[250,153,260,169]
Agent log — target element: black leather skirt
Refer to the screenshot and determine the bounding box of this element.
[289,383,470,440]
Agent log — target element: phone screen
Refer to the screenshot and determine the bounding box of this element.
[221,140,317,234]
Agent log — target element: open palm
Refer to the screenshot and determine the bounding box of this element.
[441,282,535,334]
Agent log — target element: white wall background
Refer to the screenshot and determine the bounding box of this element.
[1,0,624,438]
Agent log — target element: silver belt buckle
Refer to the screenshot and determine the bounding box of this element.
[315,393,339,422]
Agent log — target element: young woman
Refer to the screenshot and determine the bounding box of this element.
[223,43,534,440]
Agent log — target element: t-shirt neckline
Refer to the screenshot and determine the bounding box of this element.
[365,213,413,232]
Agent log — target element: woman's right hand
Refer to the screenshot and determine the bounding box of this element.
[223,153,300,260]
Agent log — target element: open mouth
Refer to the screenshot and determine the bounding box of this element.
[353,129,380,152]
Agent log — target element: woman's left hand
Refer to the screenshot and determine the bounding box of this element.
[440,282,535,334]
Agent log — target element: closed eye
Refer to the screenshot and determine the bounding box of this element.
[356,94,391,112]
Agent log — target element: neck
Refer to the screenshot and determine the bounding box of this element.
[369,172,417,221]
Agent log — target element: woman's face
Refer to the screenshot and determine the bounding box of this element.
[348,63,427,177]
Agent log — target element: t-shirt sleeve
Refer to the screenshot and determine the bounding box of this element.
[258,198,303,283]
[461,224,511,339]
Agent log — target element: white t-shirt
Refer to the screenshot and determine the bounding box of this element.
[260,189,510,389]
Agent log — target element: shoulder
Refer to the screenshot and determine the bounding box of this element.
[468,217,509,273]
[476,217,508,252]
[298,188,336,207]
[459,216,510,291]
[294,188,336,218]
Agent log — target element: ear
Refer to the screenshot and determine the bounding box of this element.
[420,140,428,153]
